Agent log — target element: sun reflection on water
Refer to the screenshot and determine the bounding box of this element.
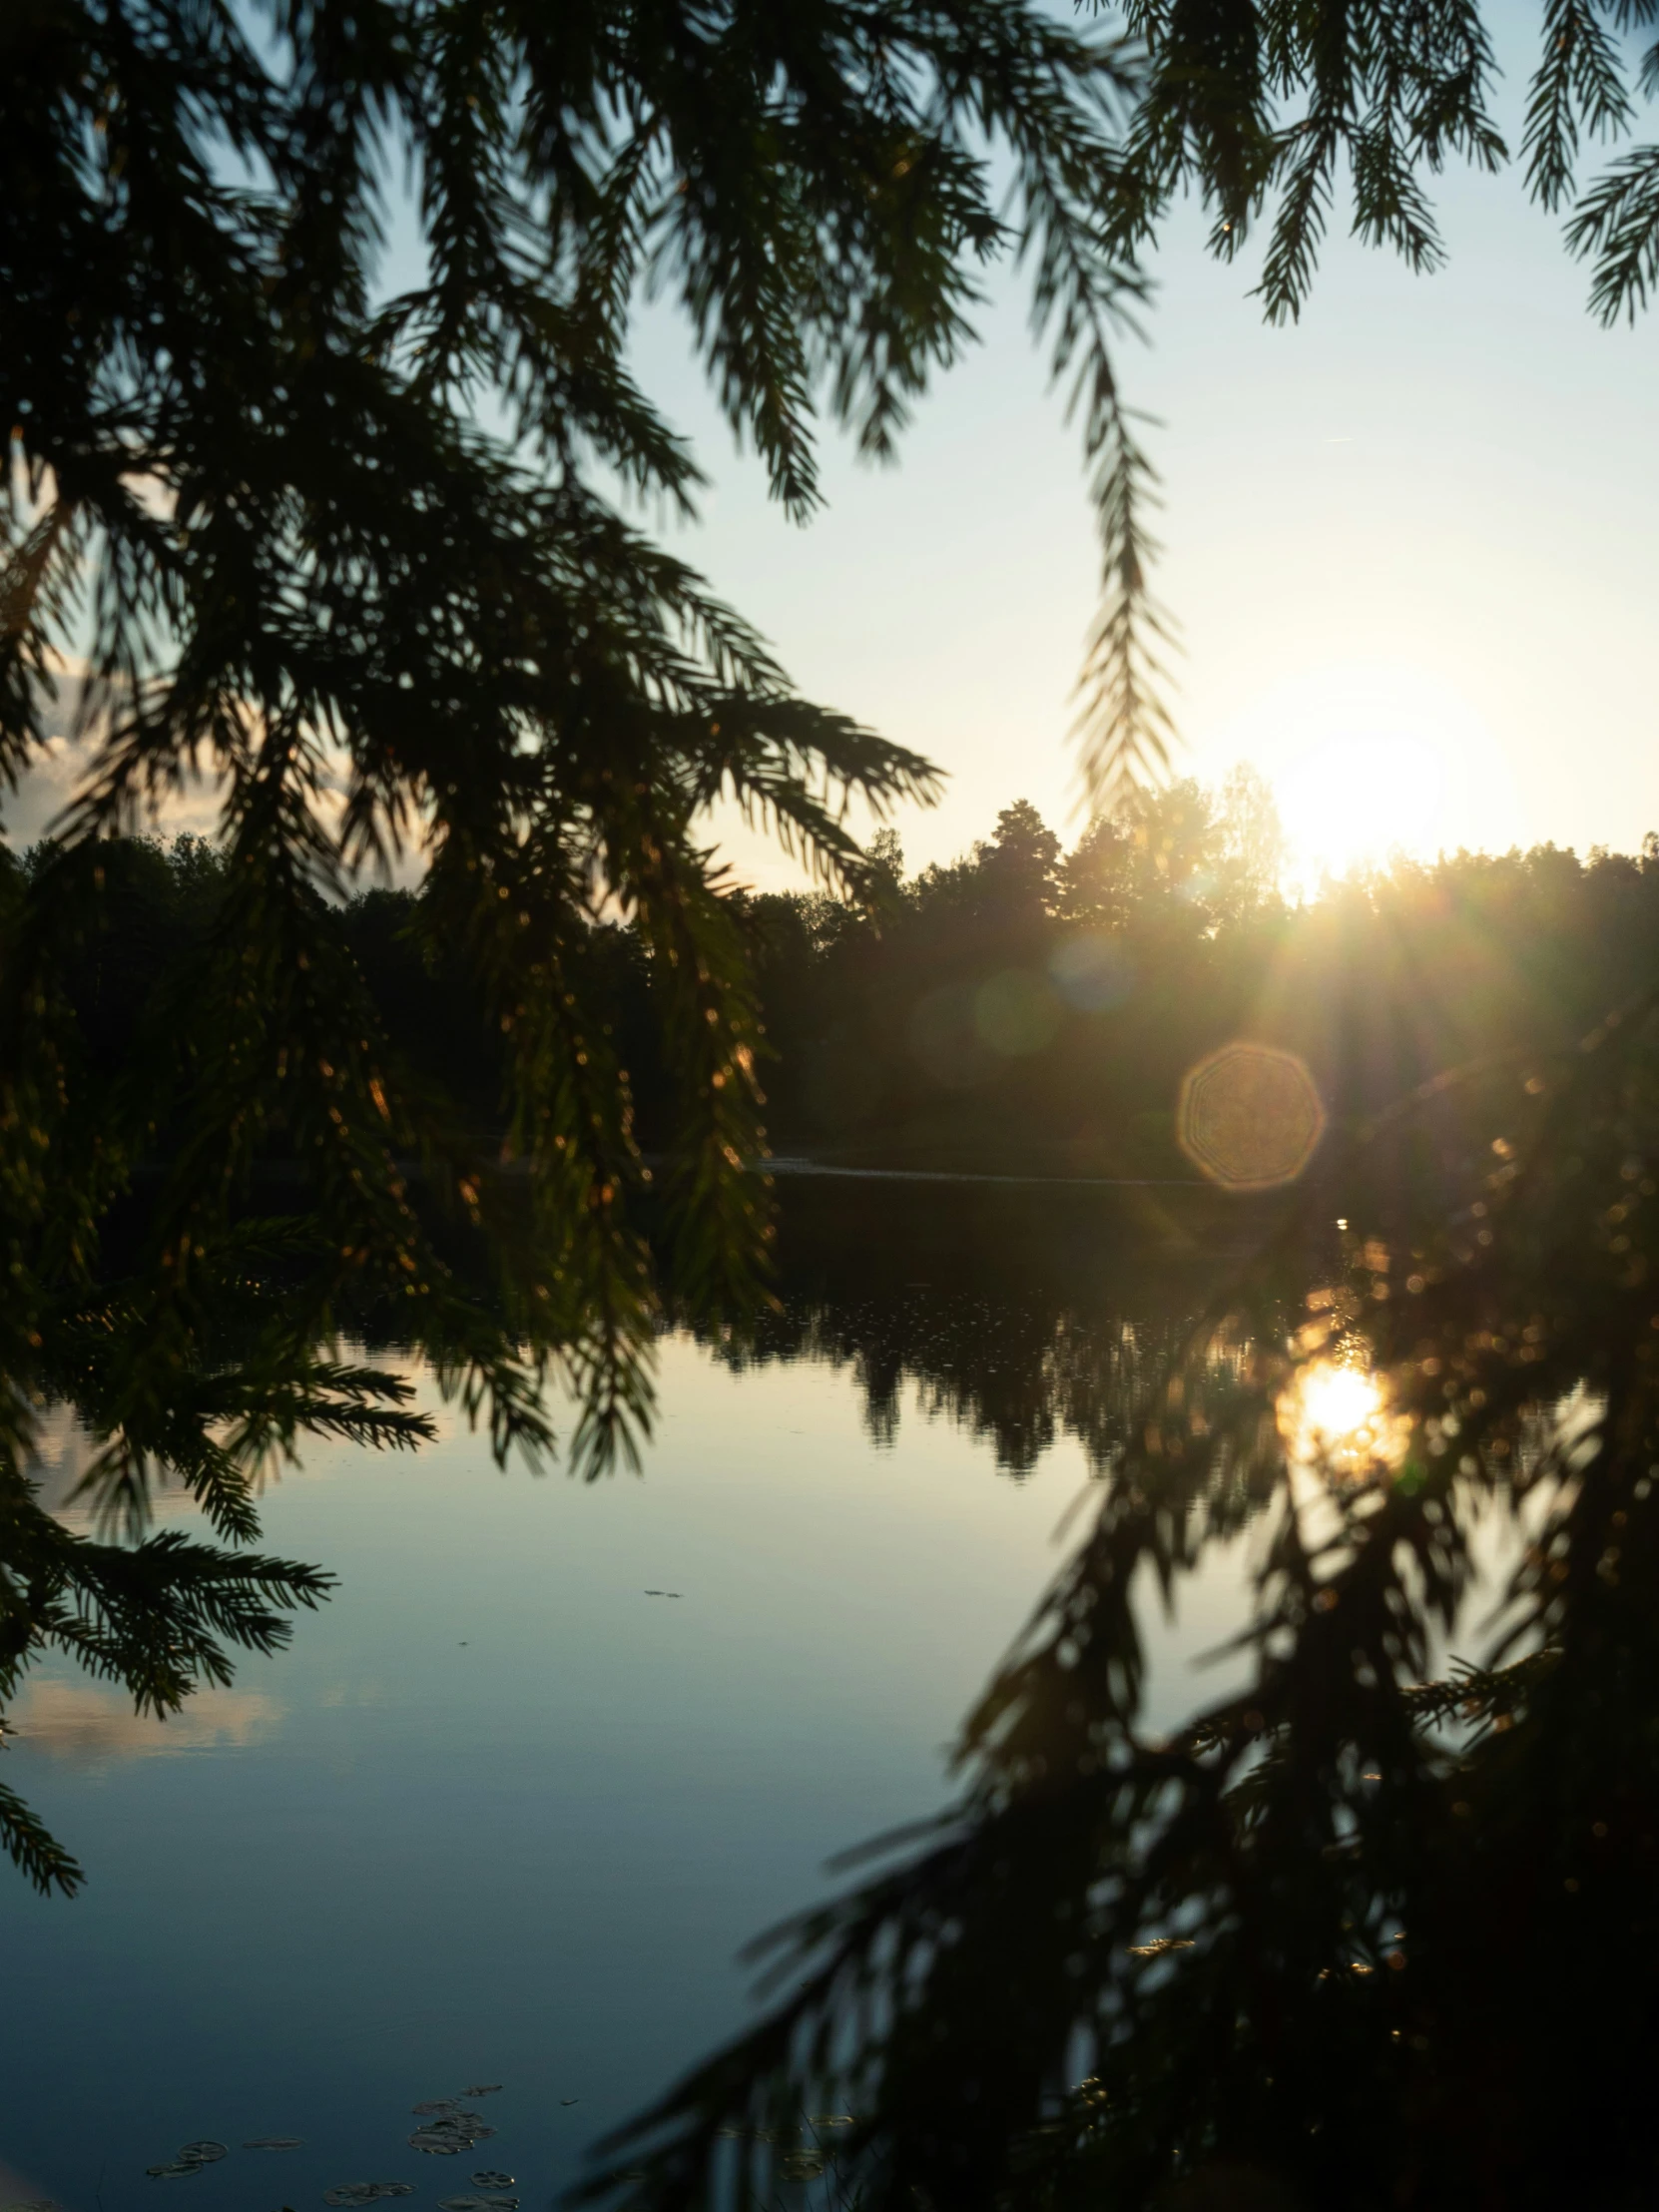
[1280,1358,1408,1481]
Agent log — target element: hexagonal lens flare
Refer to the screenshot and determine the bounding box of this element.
[1177,1042,1326,1192]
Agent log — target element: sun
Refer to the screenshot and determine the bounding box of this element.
[1277,728,1446,883]
[1207,662,1527,887]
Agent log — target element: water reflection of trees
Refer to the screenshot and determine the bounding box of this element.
[682,1176,1268,1479]
[598,1018,1659,2212]
[692,1294,1208,1481]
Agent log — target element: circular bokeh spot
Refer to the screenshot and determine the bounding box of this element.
[1178,1043,1326,1192]
[974,969,1062,1058]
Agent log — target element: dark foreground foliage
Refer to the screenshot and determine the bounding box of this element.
[1,0,1160,1890]
[9,0,1659,2196]
[1,1303,418,1894]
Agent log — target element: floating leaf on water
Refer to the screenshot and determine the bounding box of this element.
[470,2178,513,2193]
[322,2186,415,2207]
[178,2147,228,2166]
[459,2086,502,2098]
[559,2098,579,2107]
[413,2101,460,2117]
[410,2123,491,2153]
[145,2166,203,2181]
[245,2139,305,2151]
[436,2196,519,2211]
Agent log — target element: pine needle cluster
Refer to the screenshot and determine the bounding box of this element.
[1086,0,1659,326]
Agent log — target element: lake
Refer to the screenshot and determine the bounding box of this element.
[0,1182,1261,2208]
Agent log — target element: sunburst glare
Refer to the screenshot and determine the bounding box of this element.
[1207,663,1528,889]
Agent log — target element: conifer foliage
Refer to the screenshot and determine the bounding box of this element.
[1089,0,1659,325]
[0,0,1170,1887]
[8,16,1659,2187]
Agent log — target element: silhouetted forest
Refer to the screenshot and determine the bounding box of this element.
[21,775,1659,1180]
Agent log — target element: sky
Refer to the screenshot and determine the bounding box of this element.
[14,8,1658,892]
[611,21,1659,891]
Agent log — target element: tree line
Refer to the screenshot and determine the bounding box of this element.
[742,778,1659,1173]
[29,780,1659,1185]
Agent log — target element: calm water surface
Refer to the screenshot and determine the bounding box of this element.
[0,1191,1253,2207]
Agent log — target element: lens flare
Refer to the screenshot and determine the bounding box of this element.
[1178,1042,1326,1191]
